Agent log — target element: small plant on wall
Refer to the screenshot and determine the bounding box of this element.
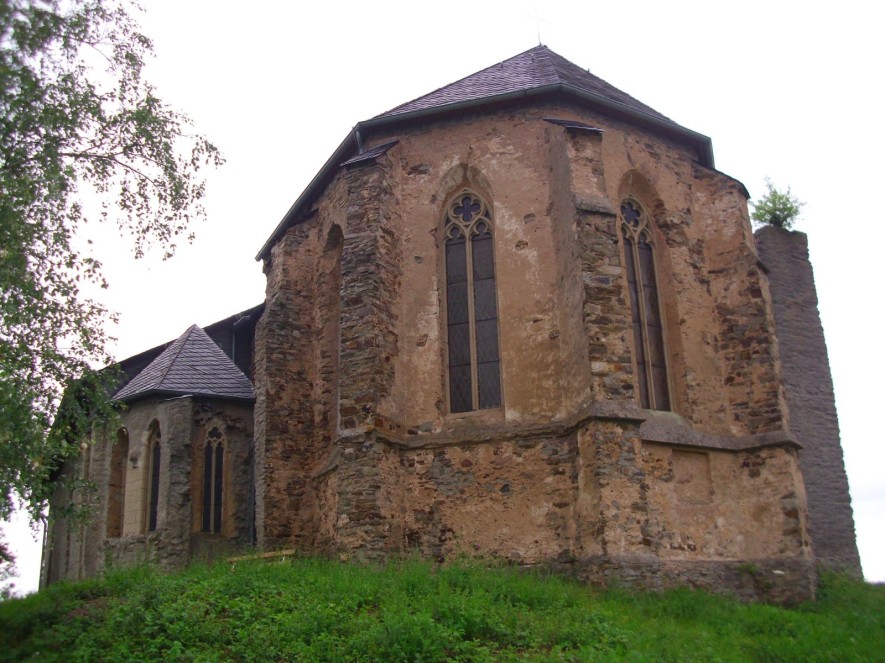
[751,178,805,229]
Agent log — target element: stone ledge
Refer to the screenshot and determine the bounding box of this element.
[640,410,801,451]
[360,402,798,453]
[575,195,617,216]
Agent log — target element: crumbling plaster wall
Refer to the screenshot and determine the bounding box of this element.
[369,104,790,439]
[381,423,811,566]
[255,102,813,600]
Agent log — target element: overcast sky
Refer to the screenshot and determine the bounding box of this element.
[4,0,882,593]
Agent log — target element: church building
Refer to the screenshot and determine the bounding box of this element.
[42,46,860,603]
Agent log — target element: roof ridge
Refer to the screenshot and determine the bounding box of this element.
[533,45,558,81]
[154,323,198,390]
[378,45,549,118]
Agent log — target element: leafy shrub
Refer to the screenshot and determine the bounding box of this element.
[751,178,804,229]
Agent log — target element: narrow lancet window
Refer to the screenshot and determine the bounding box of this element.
[107,428,128,538]
[145,424,161,532]
[445,191,501,412]
[620,200,670,410]
[202,427,225,533]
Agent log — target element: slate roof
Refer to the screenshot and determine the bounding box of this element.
[256,46,714,261]
[378,45,670,122]
[114,325,255,403]
[341,140,399,167]
[543,117,604,134]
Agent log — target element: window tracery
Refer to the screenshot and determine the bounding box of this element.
[620,199,670,411]
[444,191,502,412]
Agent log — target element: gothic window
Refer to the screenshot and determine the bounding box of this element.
[620,199,670,411]
[106,428,128,538]
[145,423,161,532]
[202,427,225,534]
[444,191,502,412]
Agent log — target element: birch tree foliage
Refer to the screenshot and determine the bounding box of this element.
[0,0,223,525]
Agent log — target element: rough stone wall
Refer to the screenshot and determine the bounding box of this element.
[360,105,793,439]
[254,221,320,549]
[692,168,787,437]
[253,102,817,602]
[392,435,579,563]
[330,158,402,554]
[563,128,635,405]
[353,418,814,602]
[43,397,254,585]
[339,159,401,433]
[756,227,861,574]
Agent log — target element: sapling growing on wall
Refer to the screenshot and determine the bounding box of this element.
[751,178,804,229]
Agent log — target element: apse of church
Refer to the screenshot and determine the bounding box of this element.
[44,46,858,603]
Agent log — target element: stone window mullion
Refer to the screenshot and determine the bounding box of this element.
[620,199,670,411]
[444,190,502,413]
[633,236,655,407]
[465,231,480,409]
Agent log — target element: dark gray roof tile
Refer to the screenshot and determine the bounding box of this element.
[377,45,670,123]
[341,140,399,167]
[543,117,604,133]
[114,325,254,403]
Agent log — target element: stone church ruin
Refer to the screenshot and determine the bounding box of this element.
[43,46,860,602]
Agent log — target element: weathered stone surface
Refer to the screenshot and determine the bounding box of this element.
[46,51,855,605]
[244,103,822,604]
[43,397,253,584]
[756,227,861,575]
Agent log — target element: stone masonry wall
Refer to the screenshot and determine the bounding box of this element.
[331,157,402,553]
[756,226,861,574]
[44,397,255,586]
[254,222,320,549]
[368,418,813,602]
[252,102,816,603]
[693,168,788,437]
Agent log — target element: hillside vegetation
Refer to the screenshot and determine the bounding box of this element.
[1,558,882,662]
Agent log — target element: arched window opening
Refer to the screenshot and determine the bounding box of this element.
[106,428,128,538]
[444,191,502,412]
[145,423,161,532]
[620,199,670,411]
[202,427,225,533]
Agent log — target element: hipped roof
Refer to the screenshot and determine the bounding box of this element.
[377,46,670,121]
[114,325,254,403]
[257,45,713,260]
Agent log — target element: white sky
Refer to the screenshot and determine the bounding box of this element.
[4,0,883,593]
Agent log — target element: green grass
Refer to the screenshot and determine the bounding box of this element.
[1,559,882,662]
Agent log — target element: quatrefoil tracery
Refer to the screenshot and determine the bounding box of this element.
[445,192,492,240]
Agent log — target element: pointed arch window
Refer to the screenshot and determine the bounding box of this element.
[620,199,670,411]
[444,191,502,412]
[145,423,161,532]
[202,427,225,533]
[107,428,128,538]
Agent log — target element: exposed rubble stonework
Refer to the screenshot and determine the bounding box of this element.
[755,227,861,573]
[44,46,859,603]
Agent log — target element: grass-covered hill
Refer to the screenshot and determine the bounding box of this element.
[1,558,883,662]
